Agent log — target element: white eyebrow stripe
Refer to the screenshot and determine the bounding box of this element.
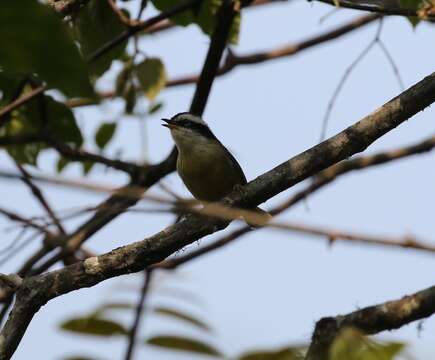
[173,112,207,125]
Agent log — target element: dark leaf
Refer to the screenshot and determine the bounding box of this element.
[57,156,70,173]
[74,0,128,76]
[239,347,302,360]
[148,102,163,115]
[82,161,95,175]
[399,0,422,26]
[92,302,135,317]
[0,0,93,97]
[124,83,137,114]
[0,71,24,102]
[150,0,240,44]
[153,306,211,331]
[146,335,222,357]
[115,63,133,96]
[35,96,83,147]
[60,316,128,337]
[3,95,82,165]
[135,58,166,101]
[330,328,405,360]
[95,122,117,149]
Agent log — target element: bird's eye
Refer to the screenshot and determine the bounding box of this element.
[179,120,191,128]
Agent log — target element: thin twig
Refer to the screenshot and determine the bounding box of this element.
[377,39,405,91]
[320,19,383,141]
[71,13,379,107]
[87,0,203,63]
[124,270,153,360]
[0,208,48,234]
[0,86,45,126]
[0,169,116,193]
[15,164,66,235]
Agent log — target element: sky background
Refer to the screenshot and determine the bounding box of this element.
[1,0,435,359]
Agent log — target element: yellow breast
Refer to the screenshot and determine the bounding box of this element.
[177,142,245,202]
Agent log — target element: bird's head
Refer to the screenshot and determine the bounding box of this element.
[162,112,217,145]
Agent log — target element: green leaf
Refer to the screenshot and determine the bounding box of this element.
[150,0,240,44]
[82,161,95,175]
[60,316,128,337]
[124,83,137,114]
[135,58,166,101]
[239,347,302,360]
[2,95,82,165]
[57,156,70,173]
[153,306,211,331]
[0,71,23,102]
[35,96,83,147]
[330,328,405,360]
[115,63,133,96]
[399,0,422,26]
[92,302,135,317]
[74,0,128,76]
[146,335,222,357]
[95,122,117,149]
[148,102,163,115]
[0,0,93,97]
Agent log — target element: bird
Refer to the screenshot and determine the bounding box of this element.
[162,112,269,225]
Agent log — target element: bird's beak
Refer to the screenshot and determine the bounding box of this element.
[162,118,176,129]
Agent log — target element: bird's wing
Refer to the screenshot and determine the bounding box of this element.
[220,141,247,185]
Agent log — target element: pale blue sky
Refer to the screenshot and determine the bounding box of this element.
[1,1,435,359]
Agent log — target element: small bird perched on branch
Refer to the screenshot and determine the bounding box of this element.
[162,112,269,225]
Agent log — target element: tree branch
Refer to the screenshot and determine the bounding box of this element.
[167,13,380,87]
[15,164,65,235]
[86,0,204,63]
[155,133,435,270]
[0,169,116,193]
[0,0,204,123]
[23,0,240,276]
[315,0,435,18]
[86,12,380,105]
[0,87,45,126]
[123,270,153,360]
[1,70,435,359]
[305,285,435,360]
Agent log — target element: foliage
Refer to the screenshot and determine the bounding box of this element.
[0,0,93,97]
[95,122,117,150]
[146,335,223,357]
[73,0,128,76]
[330,328,405,360]
[2,95,82,165]
[151,0,240,44]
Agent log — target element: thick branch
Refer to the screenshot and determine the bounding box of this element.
[155,133,435,269]
[1,71,435,359]
[305,285,435,360]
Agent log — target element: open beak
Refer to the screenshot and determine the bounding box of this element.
[162,118,177,129]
